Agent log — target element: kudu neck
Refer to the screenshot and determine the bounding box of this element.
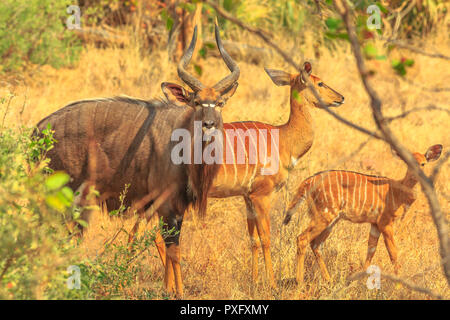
[400,169,420,189]
[279,87,314,162]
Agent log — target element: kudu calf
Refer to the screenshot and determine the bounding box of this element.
[35,23,240,298]
[284,144,443,284]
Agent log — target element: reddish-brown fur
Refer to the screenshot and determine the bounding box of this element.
[284,144,443,283]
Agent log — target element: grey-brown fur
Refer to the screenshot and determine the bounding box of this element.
[36,97,217,224]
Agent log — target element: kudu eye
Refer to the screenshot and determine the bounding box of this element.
[421,163,425,167]
[318,82,324,87]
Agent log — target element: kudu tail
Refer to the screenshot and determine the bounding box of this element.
[283,180,309,225]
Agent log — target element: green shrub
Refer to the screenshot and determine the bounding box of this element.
[0,126,76,299]
[0,125,172,299]
[58,220,173,300]
[0,0,82,72]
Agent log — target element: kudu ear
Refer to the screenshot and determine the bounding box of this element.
[265,68,290,86]
[300,61,312,83]
[161,82,191,106]
[425,144,443,162]
[303,61,312,76]
[220,82,238,102]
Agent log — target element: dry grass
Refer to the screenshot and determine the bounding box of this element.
[1,27,449,300]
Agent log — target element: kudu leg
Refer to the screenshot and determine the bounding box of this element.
[164,250,175,294]
[163,215,183,298]
[246,218,261,283]
[71,182,95,238]
[155,230,167,267]
[244,197,261,284]
[296,222,328,285]
[249,195,275,288]
[380,225,400,274]
[363,224,381,270]
[167,244,183,298]
[310,229,332,282]
[309,215,342,281]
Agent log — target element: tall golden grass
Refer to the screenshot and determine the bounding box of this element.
[1,25,449,299]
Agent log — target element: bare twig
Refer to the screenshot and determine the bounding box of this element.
[391,0,417,40]
[0,255,14,282]
[383,38,450,61]
[1,94,14,128]
[400,78,450,92]
[347,270,445,300]
[204,0,300,70]
[385,105,450,122]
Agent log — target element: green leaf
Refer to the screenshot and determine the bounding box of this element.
[73,210,81,220]
[198,47,207,59]
[194,64,203,76]
[392,62,406,76]
[223,0,234,12]
[325,18,342,31]
[376,2,389,14]
[45,172,70,191]
[404,59,414,67]
[61,186,74,203]
[391,59,401,67]
[363,43,378,59]
[166,17,174,31]
[178,2,195,13]
[77,220,88,228]
[46,194,67,212]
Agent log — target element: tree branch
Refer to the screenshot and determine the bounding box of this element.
[383,38,450,61]
[205,0,384,141]
[334,0,450,285]
[204,0,300,70]
[385,105,450,122]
